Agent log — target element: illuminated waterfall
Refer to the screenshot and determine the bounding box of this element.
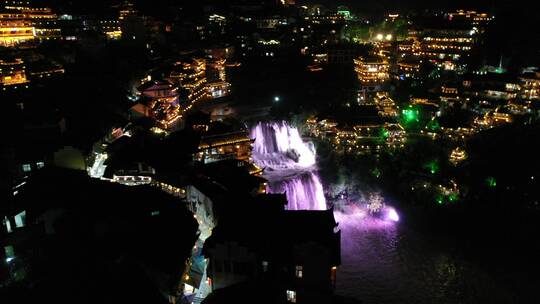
[251,121,326,210]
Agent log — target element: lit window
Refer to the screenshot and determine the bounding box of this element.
[3,217,12,233]
[22,164,31,172]
[295,265,303,278]
[262,261,269,272]
[286,290,296,303]
[14,211,26,228]
[36,161,45,169]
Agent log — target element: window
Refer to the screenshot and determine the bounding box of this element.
[262,261,269,272]
[3,217,12,233]
[286,290,296,303]
[295,265,303,278]
[22,164,31,172]
[14,211,26,228]
[36,161,45,169]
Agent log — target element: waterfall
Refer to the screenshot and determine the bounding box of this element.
[251,121,326,210]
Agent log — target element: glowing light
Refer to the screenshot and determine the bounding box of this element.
[486,176,497,187]
[376,33,384,40]
[385,34,392,41]
[274,96,280,102]
[425,161,439,174]
[386,208,399,222]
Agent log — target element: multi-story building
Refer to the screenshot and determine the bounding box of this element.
[447,10,494,30]
[519,72,540,101]
[170,58,208,104]
[206,58,226,83]
[0,10,35,46]
[194,130,254,164]
[354,56,389,91]
[206,58,231,99]
[99,20,122,39]
[0,1,60,45]
[204,206,341,304]
[413,27,475,71]
[0,57,29,90]
[397,58,421,80]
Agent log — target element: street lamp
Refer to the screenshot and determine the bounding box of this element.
[274,96,280,102]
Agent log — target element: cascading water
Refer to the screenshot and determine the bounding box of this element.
[251,121,326,210]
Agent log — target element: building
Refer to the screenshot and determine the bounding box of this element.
[0,1,60,46]
[0,10,35,46]
[194,130,253,164]
[519,72,540,100]
[449,147,467,165]
[203,207,341,304]
[170,58,208,104]
[0,58,29,90]
[136,80,181,128]
[206,58,226,83]
[99,20,122,39]
[207,81,231,99]
[397,58,421,80]
[447,10,494,30]
[137,80,179,103]
[412,27,475,71]
[354,56,389,91]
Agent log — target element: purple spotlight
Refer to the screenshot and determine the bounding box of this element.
[386,208,400,222]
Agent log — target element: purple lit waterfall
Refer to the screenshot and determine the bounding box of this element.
[251,121,326,210]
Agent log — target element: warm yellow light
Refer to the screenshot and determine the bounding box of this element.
[376,33,383,40]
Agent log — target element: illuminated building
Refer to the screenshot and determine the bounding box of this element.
[0,57,29,89]
[519,72,540,100]
[447,10,494,30]
[170,58,208,104]
[204,45,235,60]
[205,58,230,99]
[418,29,474,70]
[387,13,400,22]
[304,13,346,24]
[462,73,520,101]
[194,131,253,164]
[206,81,231,99]
[99,20,121,39]
[0,1,60,46]
[112,163,155,186]
[206,58,226,83]
[397,59,421,79]
[449,147,467,165]
[24,6,60,40]
[373,92,398,117]
[136,80,181,129]
[0,11,35,46]
[137,80,178,102]
[491,107,513,124]
[118,1,137,20]
[354,56,389,90]
[306,117,405,154]
[27,60,65,81]
[254,15,287,29]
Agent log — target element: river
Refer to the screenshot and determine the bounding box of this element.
[335,211,518,303]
